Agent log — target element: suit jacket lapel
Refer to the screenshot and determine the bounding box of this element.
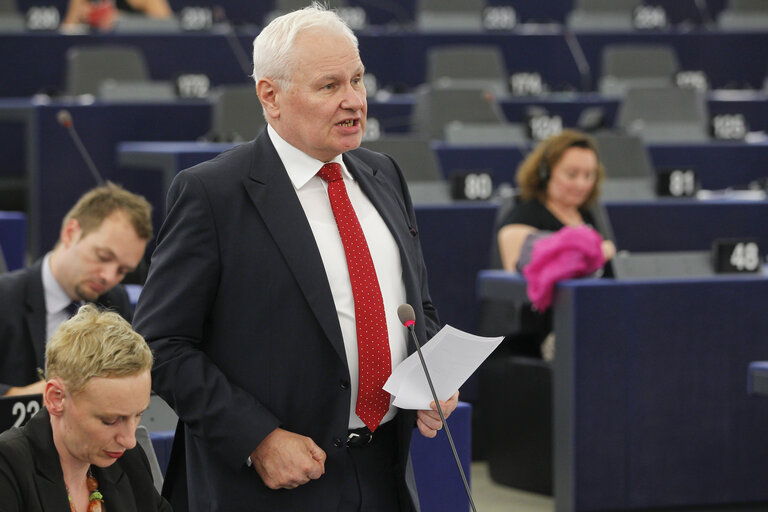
[24,261,47,370]
[25,409,71,511]
[241,134,346,362]
[95,464,136,512]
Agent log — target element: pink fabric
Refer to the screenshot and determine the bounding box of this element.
[522,225,606,311]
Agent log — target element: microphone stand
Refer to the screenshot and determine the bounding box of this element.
[404,323,478,512]
[58,110,104,185]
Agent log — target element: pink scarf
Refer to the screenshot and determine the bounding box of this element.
[522,225,606,311]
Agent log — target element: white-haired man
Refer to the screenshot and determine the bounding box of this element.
[135,4,457,511]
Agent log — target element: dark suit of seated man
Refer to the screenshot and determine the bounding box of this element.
[133,3,458,511]
[0,183,152,397]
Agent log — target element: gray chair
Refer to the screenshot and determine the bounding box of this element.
[0,15,24,32]
[416,0,485,32]
[0,0,18,12]
[617,87,709,143]
[599,44,679,96]
[207,85,265,142]
[566,0,638,31]
[718,0,768,30]
[112,13,181,33]
[412,85,508,140]
[594,132,656,200]
[0,0,23,32]
[611,251,714,279]
[135,425,164,493]
[362,137,441,182]
[362,137,451,204]
[98,80,176,102]
[444,122,528,146]
[426,45,509,97]
[65,45,150,96]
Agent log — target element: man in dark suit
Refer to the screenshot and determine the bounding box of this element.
[133,3,458,512]
[0,182,152,397]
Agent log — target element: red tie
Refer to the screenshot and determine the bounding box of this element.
[317,162,391,431]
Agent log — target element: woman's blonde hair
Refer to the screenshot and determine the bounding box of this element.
[45,304,153,395]
[516,129,605,208]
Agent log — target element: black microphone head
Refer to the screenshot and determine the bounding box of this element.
[397,304,415,325]
[57,109,73,128]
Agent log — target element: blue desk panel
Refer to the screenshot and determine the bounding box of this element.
[0,211,26,271]
[605,199,768,252]
[477,272,768,511]
[150,402,472,512]
[0,29,764,97]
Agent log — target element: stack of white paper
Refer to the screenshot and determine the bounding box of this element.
[384,325,504,410]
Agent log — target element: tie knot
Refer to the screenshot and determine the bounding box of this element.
[317,163,343,184]
[64,301,80,318]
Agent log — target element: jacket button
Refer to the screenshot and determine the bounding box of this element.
[333,437,343,448]
[339,379,349,390]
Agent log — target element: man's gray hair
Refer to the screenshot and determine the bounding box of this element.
[252,2,358,91]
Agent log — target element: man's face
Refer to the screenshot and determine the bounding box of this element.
[57,211,146,301]
[269,29,367,162]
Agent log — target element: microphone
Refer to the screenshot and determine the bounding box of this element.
[57,110,104,186]
[212,6,253,78]
[397,304,478,512]
[562,28,592,92]
[694,0,713,27]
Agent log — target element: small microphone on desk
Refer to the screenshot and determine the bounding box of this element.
[397,304,478,512]
[57,109,104,186]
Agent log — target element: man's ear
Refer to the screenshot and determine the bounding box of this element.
[60,218,81,248]
[44,379,66,416]
[256,78,280,121]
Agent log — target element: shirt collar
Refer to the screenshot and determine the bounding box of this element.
[41,252,73,315]
[267,124,352,190]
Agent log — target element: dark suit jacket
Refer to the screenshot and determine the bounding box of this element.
[0,260,132,395]
[133,130,440,512]
[0,408,171,512]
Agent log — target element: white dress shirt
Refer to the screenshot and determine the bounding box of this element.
[41,252,76,343]
[267,125,408,429]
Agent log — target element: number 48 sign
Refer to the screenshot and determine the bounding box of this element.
[712,239,762,273]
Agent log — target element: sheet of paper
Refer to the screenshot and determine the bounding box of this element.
[384,324,503,410]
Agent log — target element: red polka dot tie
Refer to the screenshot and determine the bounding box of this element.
[317,162,391,432]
